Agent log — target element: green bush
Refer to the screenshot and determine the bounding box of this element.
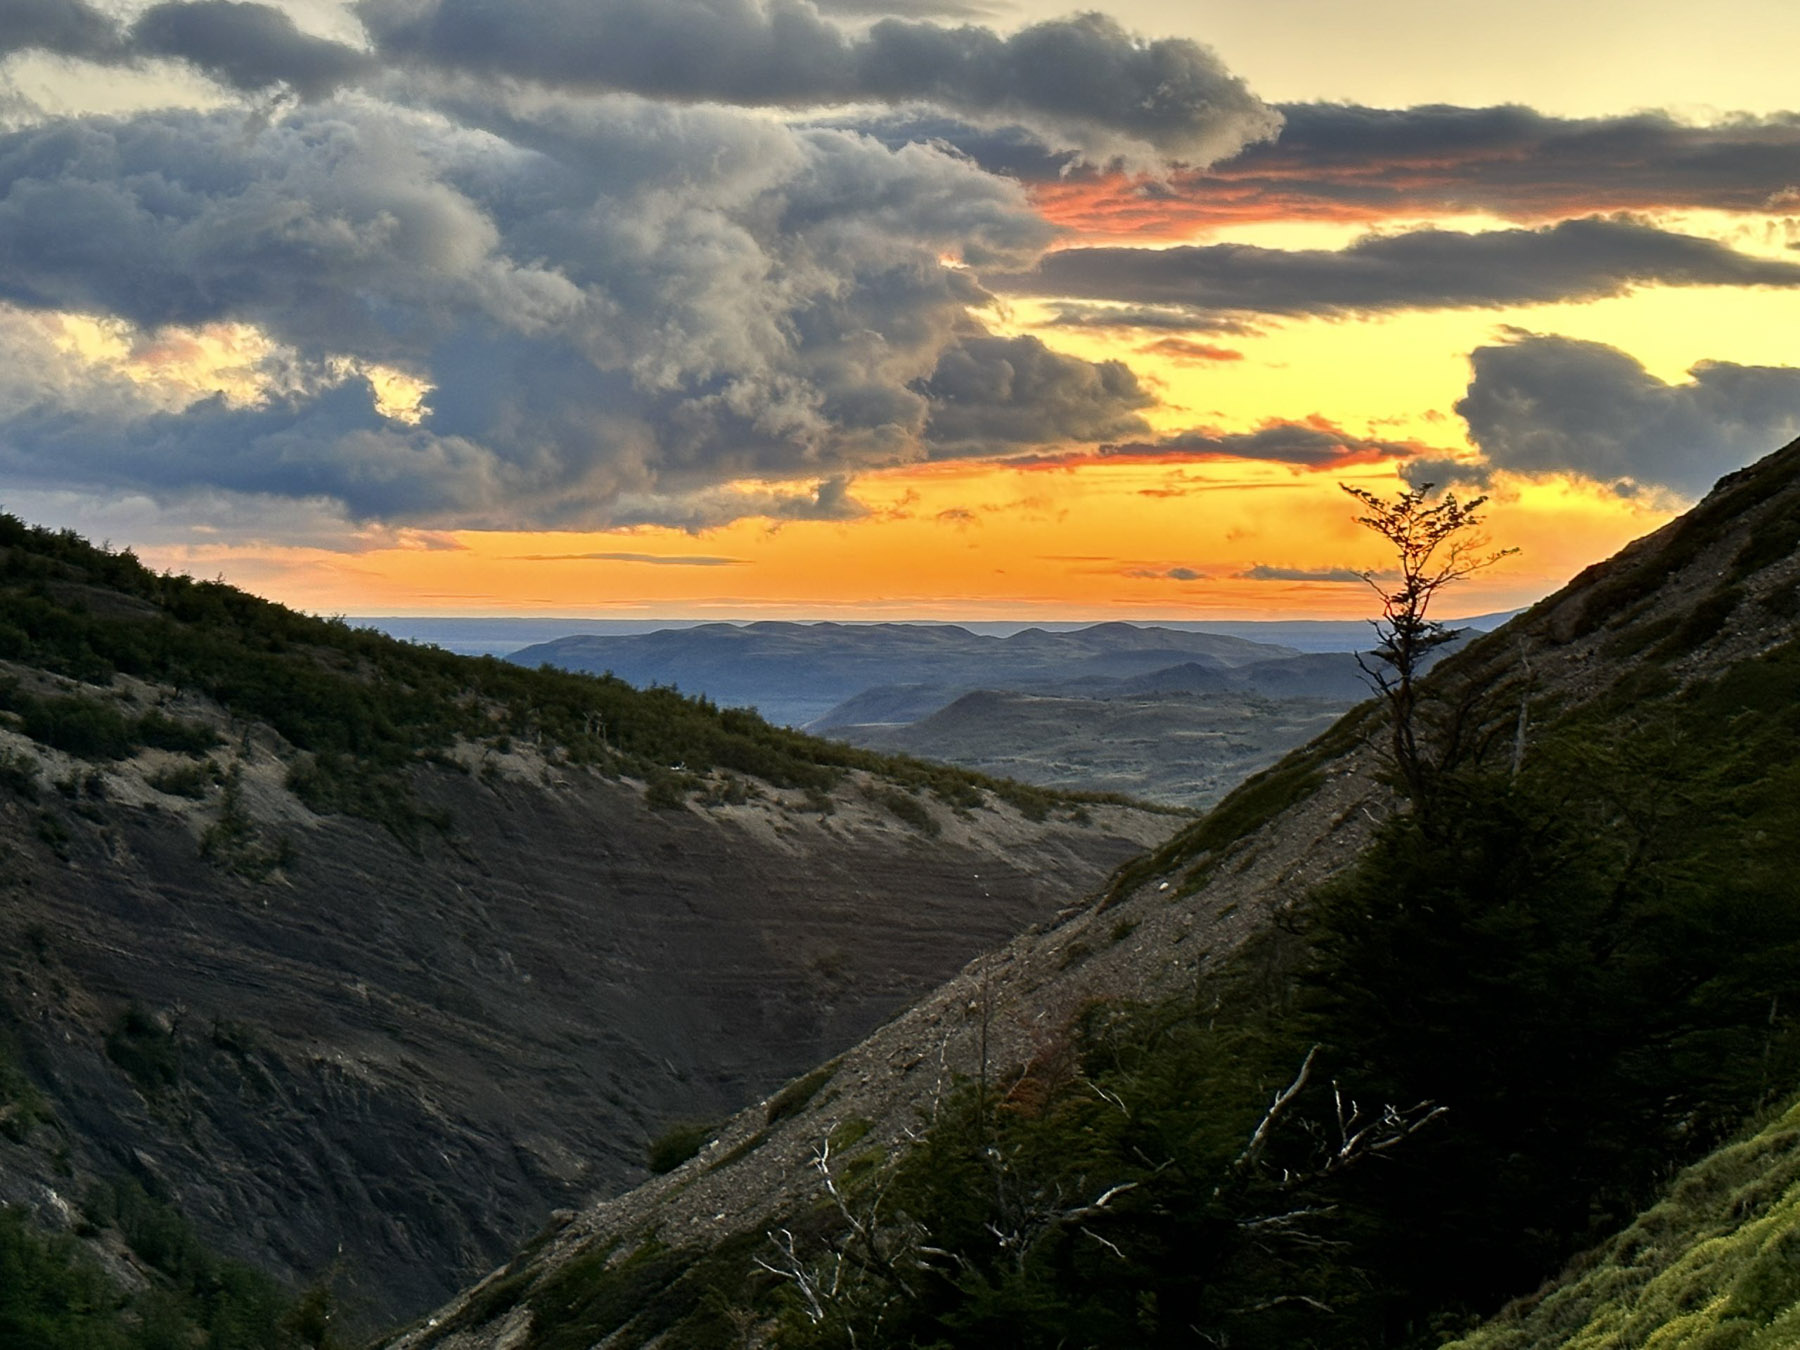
[147,759,219,799]
[646,1120,718,1175]
[766,1065,834,1125]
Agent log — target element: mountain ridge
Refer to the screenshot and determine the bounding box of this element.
[0,514,1180,1334]
[384,436,1800,1349]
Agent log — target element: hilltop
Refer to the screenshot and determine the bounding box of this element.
[0,515,1179,1337]
[384,436,1800,1348]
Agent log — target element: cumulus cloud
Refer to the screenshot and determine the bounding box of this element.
[356,3,1279,169]
[130,2,377,100]
[0,0,119,60]
[0,1,1279,169]
[1237,564,1366,583]
[993,217,1800,318]
[920,333,1151,448]
[1441,333,1800,496]
[0,91,1151,528]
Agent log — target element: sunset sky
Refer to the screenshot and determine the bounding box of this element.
[2,0,1798,619]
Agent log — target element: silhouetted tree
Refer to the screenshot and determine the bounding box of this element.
[1341,482,1516,806]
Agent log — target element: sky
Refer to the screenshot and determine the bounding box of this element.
[1,0,1797,620]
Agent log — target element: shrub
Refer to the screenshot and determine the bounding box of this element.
[148,759,219,799]
[646,1119,718,1175]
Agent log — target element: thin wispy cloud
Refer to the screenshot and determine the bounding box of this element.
[511,552,747,565]
[1238,564,1369,583]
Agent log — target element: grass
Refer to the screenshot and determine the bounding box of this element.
[766,1064,835,1125]
[1446,1096,1800,1350]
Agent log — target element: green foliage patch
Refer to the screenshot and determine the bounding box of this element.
[748,633,1800,1348]
[0,1175,338,1350]
[0,511,1141,836]
[1446,1097,1800,1350]
[647,1119,720,1175]
[767,1065,835,1126]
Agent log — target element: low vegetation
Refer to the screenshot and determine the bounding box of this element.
[1445,1092,1800,1350]
[0,512,1145,833]
[0,1176,339,1349]
[584,628,1800,1349]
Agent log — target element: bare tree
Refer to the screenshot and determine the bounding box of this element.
[1341,482,1517,805]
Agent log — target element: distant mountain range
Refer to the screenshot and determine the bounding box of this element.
[359,612,1522,661]
[500,616,1511,731]
[493,617,1503,804]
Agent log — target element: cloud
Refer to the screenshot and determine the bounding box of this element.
[1139,337,1242,362]
[130,2,376,100]
[1125,564,1206,581]
[0,1,1279,170]
[511,551,745,565]
[1444,333,1800,497]
[813,0,1000,15]
[1053,419,1423,469]
[1022,104,1800,235]
[0,0,119,60]
[356,4,1279,170]
[0,93,1148,528]
[1237,564,1367,583]
[993,216,1800,318]
[1039,304,1257,336]
[920,332,1152,448]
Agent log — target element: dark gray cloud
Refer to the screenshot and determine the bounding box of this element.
[0,1,1279,168]
[0,96,1145,527]
[1196,103,1800,223]
[993,217,1800,318]
[130,2,376,100]
[1238,564,1366,583]
[1443,333,1800,497]
[356,3,1279,168]
[1077,422,1419,468]
[851,104,1800,229]
[0,0,119,60]
[920,333,1151,448]
[813,0,999,15]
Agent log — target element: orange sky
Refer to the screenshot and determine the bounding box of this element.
[4,3,1798,621]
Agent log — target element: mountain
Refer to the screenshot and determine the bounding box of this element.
[806,646,1482,807]
[0,516,1178,1339]
[508,622,1300,727]
[383,438,1800,1349]
[832,687,1349,805]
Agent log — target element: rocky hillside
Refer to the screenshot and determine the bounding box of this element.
[384,437,1800,1349]
[0,515,1178,1336]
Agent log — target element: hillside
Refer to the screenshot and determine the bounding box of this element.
[384,437,1800,1349]
[0,515,1179,1338]
[1443,1093,1800,1350]
[833,687,1350,805]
